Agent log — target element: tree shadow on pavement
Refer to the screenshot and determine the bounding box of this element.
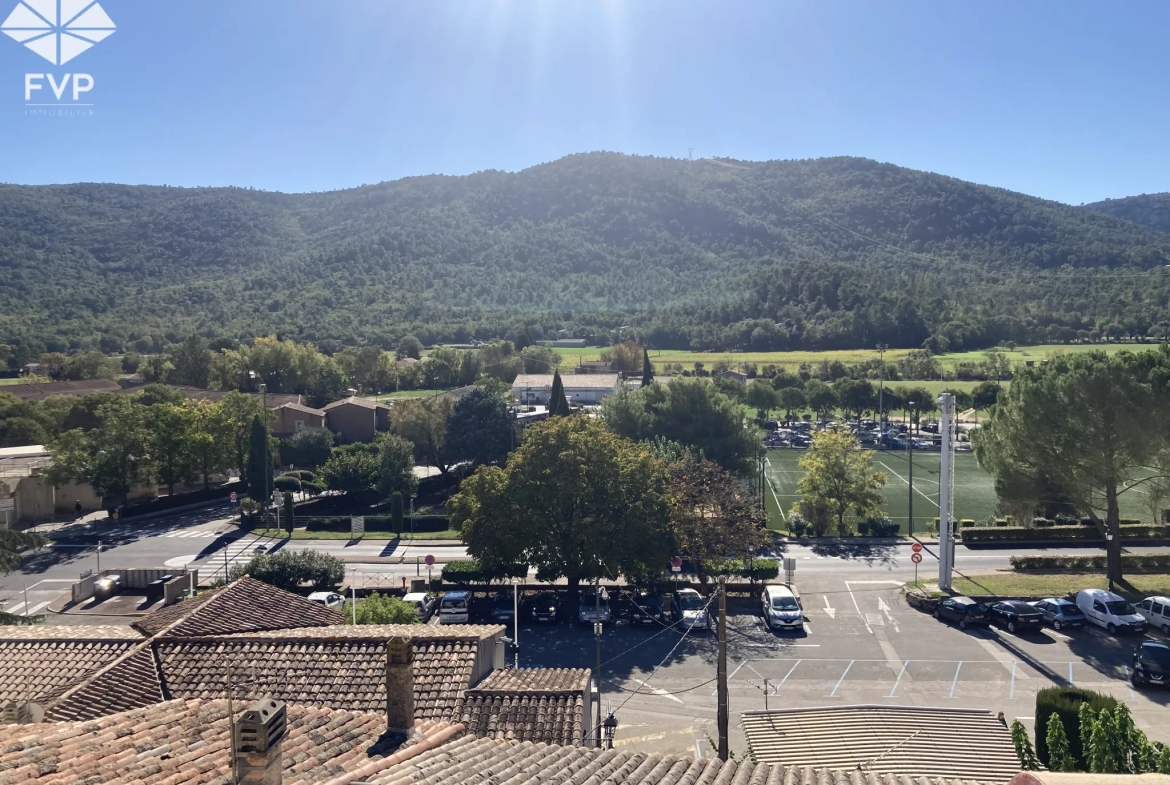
[809,541,899,567]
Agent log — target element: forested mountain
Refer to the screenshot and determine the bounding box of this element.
[3,153,1170,362]
[1083,193,1170,236]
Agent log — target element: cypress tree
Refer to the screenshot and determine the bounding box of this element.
[283,491,295,535]
[1158,744,1170,774]
[1114,703,1138,772]
[1045,713,1074,772]
[1078,702,1097,767]
[246,415,273,505]
[549,370,570,416]
[391,491,404,533]
[642,348,654,387]
[1087,708,1119,773]
[1012,719,1040,771]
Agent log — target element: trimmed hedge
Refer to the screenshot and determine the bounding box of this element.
[440,559,526,584]
[963,524,1169,544]
[708,558,780,581]
[1010,553,1170,571]
[303,515,450,533]
[1034,687,1117,769]
[116,481,243,519]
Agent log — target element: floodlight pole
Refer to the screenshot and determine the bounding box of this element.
[938,393,956,592]
[907,403,915,537]
[876,344,887,429]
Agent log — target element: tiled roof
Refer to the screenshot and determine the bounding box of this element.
[323,396,381,410]
[359,736,1004,785]
[277,402,327,416]
[741,705,1020,781]
[132,576,343,638]
[154,636,479,720]
[212,623,505,640]
[0,698,460,785]
[0,624,141,640]
[455,669,589,746]
[0,639,137,704]
[511,374,620,389]
[45,645,166,721]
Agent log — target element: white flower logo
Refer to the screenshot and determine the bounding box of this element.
[1,0,115,66]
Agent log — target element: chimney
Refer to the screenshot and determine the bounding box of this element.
[234,698,286,785]
[1,701,43,724]
[385,636,414,731]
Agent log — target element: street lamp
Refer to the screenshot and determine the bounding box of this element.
[603,711,618,750]
[907,401,916,537]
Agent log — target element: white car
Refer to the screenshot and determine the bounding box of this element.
[1136,596,1170,634]
[307,591,345,608]
[673,588,710,631]
[1075,588,1145,635]
[403,592,438,621]
[761,585,803,630]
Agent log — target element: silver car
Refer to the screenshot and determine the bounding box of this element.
[673,588,710,631]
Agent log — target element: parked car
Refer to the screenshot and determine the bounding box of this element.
[402,591,438,621]
[525,592,561,624]
[763,420,780,431]
[307,591,344,608]
[578,587,612,625]
[1136,596,1170,633]
[1029,598,1086,631]
[626,592,667,625]
[934,596,990,629]
[761,584,803,630]
[439,590,471,624]
[1131,641,1170,688]
[673,588,711,631]
[489,590,517,624]
[988,600,1045,634]
[1076,588,1145,634]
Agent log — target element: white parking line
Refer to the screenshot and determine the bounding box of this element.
[1010,662,1017,700]
[887,661,909,697]
[949,662,963,698]
[829,660,854,697]
[777,660,801,687]
[1068,663,1074,685]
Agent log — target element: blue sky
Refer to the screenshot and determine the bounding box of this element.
[0,0,1166,203]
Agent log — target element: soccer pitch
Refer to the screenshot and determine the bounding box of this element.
[765,448,998,534]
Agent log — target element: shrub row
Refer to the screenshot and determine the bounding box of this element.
[441,559,526,584]
[1010,553,1170,571]
[115,481,243,519]
[228,550,345,591]
[963,524,1169,544]
[707,558,780,581]
[1035,687,1117,769]
[302,515,451,533]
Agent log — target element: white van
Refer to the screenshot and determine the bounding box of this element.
[438,590,471,624]
[1136,596,1170,634]
[1075,589,1145,634]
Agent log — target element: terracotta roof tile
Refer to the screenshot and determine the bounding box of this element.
[212,623,504,641]
[45,645,166,721]
[133,577,343,638]
[0,639,137,704]
[0,625,142,641]
[455,693,584,746]
[0,698,454,785]
[471,667,589,694]
[412,639,478,721]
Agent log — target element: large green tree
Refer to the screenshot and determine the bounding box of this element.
[445,386,515,466]
[975,351,1168,585]
[392,397,454,474]
[376,433,419,499]
[321,443,380,495]
[450,416,672,595]
[793,429,887,536]
[48,396,151,506]
[145,402,196,496]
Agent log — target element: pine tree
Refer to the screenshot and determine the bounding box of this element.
[1012,719,1040,771]
[246,415,273,505]
[1087,708,1119,773]
[548,370,570,416]
[641,348,654,387]
[1045,713,1074,772]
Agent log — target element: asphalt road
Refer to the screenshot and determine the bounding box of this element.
[4,505,1169,758]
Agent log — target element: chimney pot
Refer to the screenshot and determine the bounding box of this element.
[1,701,43,725]
[235,698,285,785]
[385,636,414,731]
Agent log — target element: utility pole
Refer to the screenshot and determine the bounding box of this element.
[876,344,887,430]
[717,576,729,762]
[907,401,915,537]
[594,577,602,749]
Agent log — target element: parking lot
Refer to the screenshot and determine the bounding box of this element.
[477,580,1170,756]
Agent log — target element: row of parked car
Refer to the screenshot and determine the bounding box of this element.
[397,584,807,633]
[933,589,1170,689]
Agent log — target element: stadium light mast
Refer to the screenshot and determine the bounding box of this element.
[937,393,956,591]
[876,344,888,430]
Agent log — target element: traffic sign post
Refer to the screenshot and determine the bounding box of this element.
[911,551,922,584]
[911,542,923,554]
[424,554,435,567]
[670,556,683,573]
[229,492,238,504]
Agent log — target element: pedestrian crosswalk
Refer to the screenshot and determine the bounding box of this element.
[155,529,221,539]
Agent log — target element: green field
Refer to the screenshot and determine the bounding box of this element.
[554,343,1156,377]
[765,447,1157,535]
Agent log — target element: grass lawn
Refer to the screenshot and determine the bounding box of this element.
[935,342,1155,371]
[371,389,451,403]
[946,572,1170,598]
[250,528,461,541]
[0,377,28,386]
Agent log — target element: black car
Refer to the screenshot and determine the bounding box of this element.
[934,596,990,629]
[626,592,666,625]
[489,590,516,624]
[1132,641,1170,688]
[525,592,560,624]
[989,601,1045,633]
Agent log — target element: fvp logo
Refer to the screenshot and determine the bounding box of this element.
[1,0,115,65]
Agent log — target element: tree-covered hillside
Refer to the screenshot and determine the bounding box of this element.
[1084,193,1170,236]
[3,153,1170,361]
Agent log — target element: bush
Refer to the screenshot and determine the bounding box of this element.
[301,515,450,533]
[440,559,525,585]
[963,524,1170,544]
[1010,553,1170,571]
[958,519,975,530]
[348,591,419,625]
[117,481,243,519]
[228,549,345,591]
[788,514,808,538]
[706,558,780,581]
[1035,687,1118,770]
[866,517,899,537]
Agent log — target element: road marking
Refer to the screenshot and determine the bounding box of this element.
[24,601,51,615]
[777,660,801,687]
[1124,667,1135,700]
[629,677,683,704]
[822,595,836,619]
[714,661,751,695]
[829,660,854,697]
[1068,663,1074,685]
[877,597,899,632]
[949,662,963,698]
[1010,661,1017,700]
[846,583,871,634]
[764,458,786,521]
[972,630,1029,678]
[877,460,940,509]
[887,661,909,697]
[846,580,905,585]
